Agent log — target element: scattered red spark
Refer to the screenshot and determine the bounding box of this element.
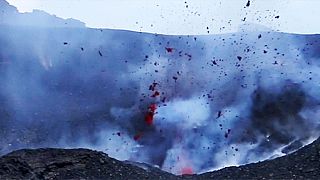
[149,103,157,112]
[151,91,160,97]
[134,133,142,141]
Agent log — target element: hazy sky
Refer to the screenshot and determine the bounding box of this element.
[6,0,320,35]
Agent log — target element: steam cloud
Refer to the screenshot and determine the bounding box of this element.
[0,0,319,175]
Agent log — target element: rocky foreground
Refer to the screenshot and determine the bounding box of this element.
[0,138,319,179]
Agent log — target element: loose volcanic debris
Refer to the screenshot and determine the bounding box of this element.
[217,110,222,119]
[149,82,158,91]
[98,50,103,57]
[246,0,251,8]
[224,129,231,138]
[173,76,178,81]
[0,148,176,180]
[165,47,174,53]
[211,60,218,66]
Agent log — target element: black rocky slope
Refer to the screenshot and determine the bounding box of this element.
[195,137,320,179]
[0,148,176,180]
[0,137,319,179]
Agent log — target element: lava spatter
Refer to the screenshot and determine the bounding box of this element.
[145,103,157,126]
[151,91,160,97]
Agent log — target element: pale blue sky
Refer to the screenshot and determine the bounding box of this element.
[6,0,320,35]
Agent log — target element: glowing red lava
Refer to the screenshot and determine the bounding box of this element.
[145,103,157,126]
[149,103,157,112]
[145,112,154,125]
[181,167,193,175]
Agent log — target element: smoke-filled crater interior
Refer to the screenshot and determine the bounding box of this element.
[1,1,320,175]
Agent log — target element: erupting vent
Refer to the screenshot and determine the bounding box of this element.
[0,0,319,175]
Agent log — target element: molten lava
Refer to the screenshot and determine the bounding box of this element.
[145,103,157,126]
[181,167,193,175]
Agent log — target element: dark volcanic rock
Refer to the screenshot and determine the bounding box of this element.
[0,138,319,179]
[195,137,320,179]
[0,148,175,180]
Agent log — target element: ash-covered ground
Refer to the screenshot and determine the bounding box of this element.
[0,137,319,179]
